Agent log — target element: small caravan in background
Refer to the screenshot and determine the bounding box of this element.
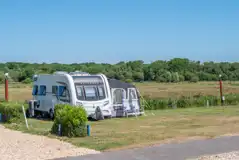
[27,71,144,120]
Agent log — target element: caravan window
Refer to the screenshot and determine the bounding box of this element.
[58,86,66,97]
[52,86,58,95]
[32,85,38,95]
[84,86,97,101]
[39,85,46,96]
[129,88,137,99]
[76,86,84,100]
[98,86,105,100]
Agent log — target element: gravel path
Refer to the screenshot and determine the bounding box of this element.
[195,151,239,160]
[0,125,100,160]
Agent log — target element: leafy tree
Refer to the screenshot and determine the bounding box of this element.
[0,58,239,83]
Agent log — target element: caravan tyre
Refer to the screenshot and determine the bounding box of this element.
[26,108,30,118]
[49,109,54,120]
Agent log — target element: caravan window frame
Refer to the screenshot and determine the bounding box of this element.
[84,86,98,101]
[52,85,58,95]
[97,86,106,100]
[75,85,85,100]
[39,85,46,96]
[74,84,107,101]
[32,85,38,96]
[58,86,67,97]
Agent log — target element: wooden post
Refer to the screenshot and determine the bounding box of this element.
[5,75,9,102]
[219,75,224,106]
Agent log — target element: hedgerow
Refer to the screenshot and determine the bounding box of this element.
[142,93,239,110]
[0,102,26,123]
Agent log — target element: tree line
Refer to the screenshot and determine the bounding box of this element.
[0,58,239,83]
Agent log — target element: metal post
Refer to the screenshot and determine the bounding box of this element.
[5,75,9,102]
[87,124,90,136]
[22,105,29,129]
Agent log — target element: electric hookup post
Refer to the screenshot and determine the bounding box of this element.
[87,124,91,136]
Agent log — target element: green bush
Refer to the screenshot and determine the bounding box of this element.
[0,102,26,123]
[53,103,65,117]
[51,104,88,137]
[22,78,32,84]
[225,94,239,105]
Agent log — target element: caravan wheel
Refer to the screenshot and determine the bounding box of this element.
[49,109,54,120]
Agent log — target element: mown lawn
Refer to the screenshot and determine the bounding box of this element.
[5,105,239,151]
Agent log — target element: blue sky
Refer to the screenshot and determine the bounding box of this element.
[0,0,238,64]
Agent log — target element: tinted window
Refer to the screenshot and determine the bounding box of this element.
[98,86,105,100]
[59,86,66,97]
[76,86,84,100]
[84,86,97,100]
[39,85,46,96]
[32,85,38,95]
[52,86,58,95]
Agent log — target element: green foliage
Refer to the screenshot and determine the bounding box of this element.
[0,102,26,123]
[51,104,88,137]
[142,93,239,110]
[190,76,199,83]
[1,58,239,82]
[224,94,239,105]
[22,78,32,84]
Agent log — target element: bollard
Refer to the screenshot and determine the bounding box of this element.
[87,124,90,136]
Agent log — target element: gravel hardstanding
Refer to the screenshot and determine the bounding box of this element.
[196,151,239,160]
[0,125,100,160]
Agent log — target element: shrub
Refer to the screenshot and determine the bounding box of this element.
[225,94,239,105]
[22,78,32,84]
[190,76,199,83]
[53,103,65,117]
[0,102,26,123]
[176,97,193,108]
[125,79,133,83]
[51,104,88,137]
[142,93,239,110]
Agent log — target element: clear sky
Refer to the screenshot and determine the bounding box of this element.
[0,0,238,64]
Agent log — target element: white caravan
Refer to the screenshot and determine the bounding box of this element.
[28,71,143,120]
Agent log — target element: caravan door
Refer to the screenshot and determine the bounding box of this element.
[111,88,126,109]
[127,88,140,112]
[111,88,127,117]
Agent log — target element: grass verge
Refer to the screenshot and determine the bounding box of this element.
[4,105,239,151]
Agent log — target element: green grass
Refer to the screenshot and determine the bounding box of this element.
[5,105,239,151]
[1,81,239,101]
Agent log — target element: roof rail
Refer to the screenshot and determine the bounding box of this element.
[54,71,68,75]
[69,71,90,76]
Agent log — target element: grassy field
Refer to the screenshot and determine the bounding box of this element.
[1,81,239,101]
[136,81,239,98]
[5,106,239,151]
[2,81,239,151]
